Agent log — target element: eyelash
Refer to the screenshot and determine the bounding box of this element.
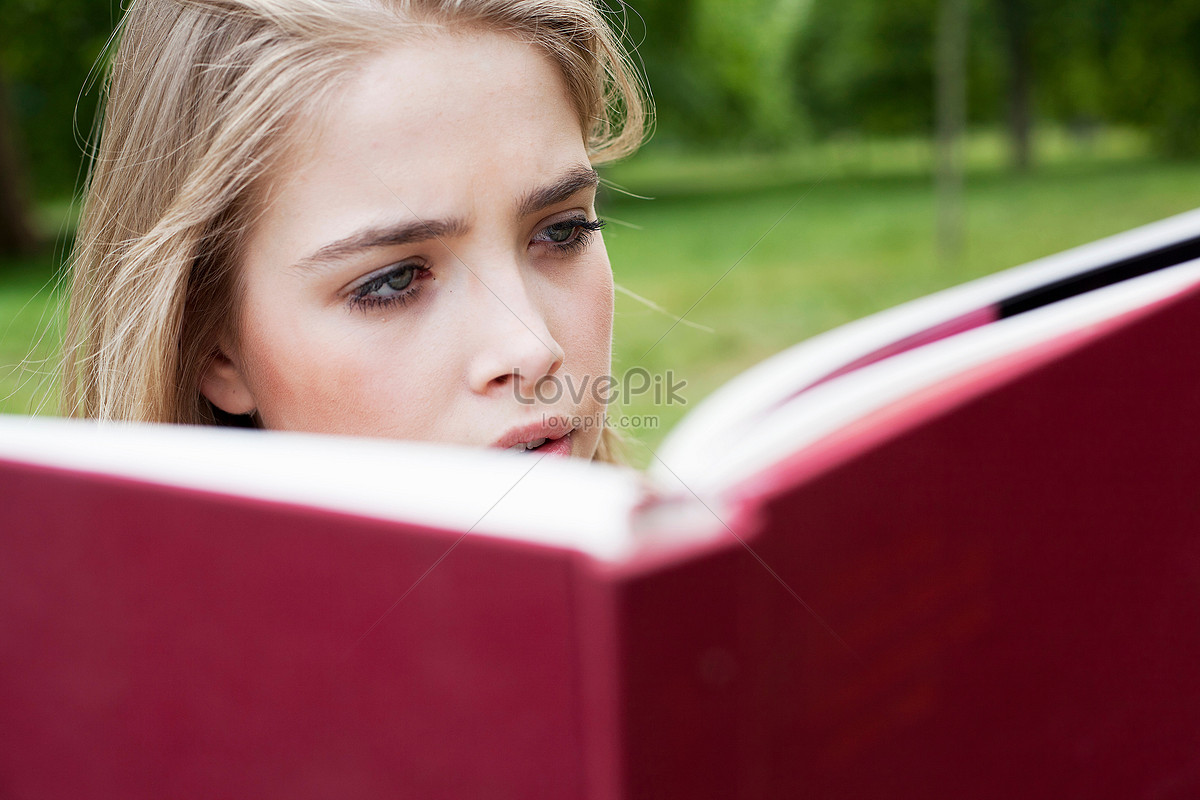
[534,216,607,255]
[348,261,430,312]
[347,216,606,311]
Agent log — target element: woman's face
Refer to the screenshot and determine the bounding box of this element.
[202,29,613,458]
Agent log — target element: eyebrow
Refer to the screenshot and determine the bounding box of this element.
[516,165,600,218]
[290,217,468,273]
[290,164,600,273]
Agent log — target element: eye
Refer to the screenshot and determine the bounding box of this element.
[532,217,607,253]
[348,260,430,310]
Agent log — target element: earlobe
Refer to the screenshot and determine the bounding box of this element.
[199,350,257,416]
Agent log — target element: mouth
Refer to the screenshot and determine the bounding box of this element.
[494,420,574,458]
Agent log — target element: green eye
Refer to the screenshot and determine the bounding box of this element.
[348,261,429,311]
[544,223,575,243]
[386,267,415,292]
[532,217,604,253]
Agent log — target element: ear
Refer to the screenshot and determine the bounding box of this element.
[199,349,257,416]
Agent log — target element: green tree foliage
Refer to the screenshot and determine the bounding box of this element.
[626,0,812,147]
[1100,0,1200,156]
[791,0,1006,137]
[6,0,1200,200]
[791,0,1200,158]
[977,0,1200,158]
[2,0,116,199]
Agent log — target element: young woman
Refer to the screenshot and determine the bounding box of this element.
[60,0,647,463]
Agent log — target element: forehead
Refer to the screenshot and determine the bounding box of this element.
[260,29,590,234]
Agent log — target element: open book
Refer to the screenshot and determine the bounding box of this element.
[3,209,1200,797]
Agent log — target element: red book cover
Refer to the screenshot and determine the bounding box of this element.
[3,210,1200,797]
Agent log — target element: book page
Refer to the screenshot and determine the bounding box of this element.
[654,255,1200,495]
[656,207,1200,491]
[0,418,647,561]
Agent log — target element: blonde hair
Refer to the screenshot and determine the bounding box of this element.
[61,0,647,462]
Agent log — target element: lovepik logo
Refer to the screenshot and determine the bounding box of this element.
[513,368,687,406]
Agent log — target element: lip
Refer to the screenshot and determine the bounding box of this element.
[493,418,574,455]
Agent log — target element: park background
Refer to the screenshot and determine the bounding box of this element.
[3,0,1200,465]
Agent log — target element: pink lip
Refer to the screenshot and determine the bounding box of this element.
[493,418,574,457]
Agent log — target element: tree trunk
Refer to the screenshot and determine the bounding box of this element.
[999,0,1033,171]
[936,0,968,267]
[0,69,40,258]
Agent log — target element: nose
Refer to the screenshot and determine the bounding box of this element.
[466,268,565,400]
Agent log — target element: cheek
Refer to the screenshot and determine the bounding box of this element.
[234,299,454,437]
[568,261,614,460]
[560,255,615,376]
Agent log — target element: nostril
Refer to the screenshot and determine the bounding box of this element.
[491,372,526,397]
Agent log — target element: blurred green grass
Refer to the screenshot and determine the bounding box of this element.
[5,136,1200,468]
[0,254,63,417]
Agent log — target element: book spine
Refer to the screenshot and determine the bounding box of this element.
[571,521,758,799]
[570,555,627,800]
